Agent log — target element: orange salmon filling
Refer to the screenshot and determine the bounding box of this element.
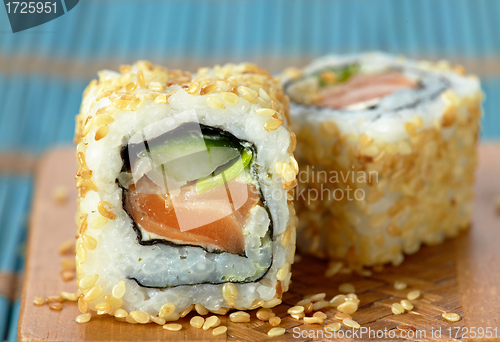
[314,71,418,109]
[124,176,261,255]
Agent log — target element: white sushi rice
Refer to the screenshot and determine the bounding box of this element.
[75,62,296,315]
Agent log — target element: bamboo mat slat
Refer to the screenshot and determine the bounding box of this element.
[15,143,500,341]
[0,177,30,342]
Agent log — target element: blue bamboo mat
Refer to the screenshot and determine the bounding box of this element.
[0,1,499,341]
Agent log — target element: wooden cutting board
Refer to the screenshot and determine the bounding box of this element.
[17,144,500,342]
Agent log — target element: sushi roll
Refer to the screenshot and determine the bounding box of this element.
[283,52,482,268]
[74,61,298,322]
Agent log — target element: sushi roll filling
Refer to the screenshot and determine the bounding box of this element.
[287,63,420,110]
[118,123,273,287]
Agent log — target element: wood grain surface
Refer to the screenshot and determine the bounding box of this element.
[17,144,500,342]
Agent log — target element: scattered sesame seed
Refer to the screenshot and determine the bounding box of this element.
[296,298,311,306]
[62,270,75,282]
[256,308,275,321]
[303,316,324,324]
[303,302,313,314]
[337,300,358,314]
[287,306,305,315]
[262,296,282,309]
[326,322,342,332]
[53,186,69,204]
[394,281,408,290]
[203,316,221,330]
[442,312,461,322]
[312,300,330,311]
[46,295,63,303]
[268,327,286,337]
[392,303,405,315]
[125,315,137,324]
[190,316,204,329]
[330,294,346,307]
[194,303,208,316]
[165,313,181,322]
[407,290,421,300]
[313,312,327,320]
[343,318,360,329]
[334,312,352,321]
[76,313,91,323]
[400,299,414,311]
[179,304,194,318]
[150,316,166,325]
[229,311,250,323]
[305,292,326,302]
[163,323,182,331]
[130,311,150,324]
[210,307,228,315]
[212,326,227,336]
[248,299,264,310]
[290,312,305,320]
[33,296,45,306]
[269,316,281,327]
[60,291,78,302]
[49,302,63,311]
[58,240,74,255]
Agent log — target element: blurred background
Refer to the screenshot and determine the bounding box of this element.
[0,0,499,340]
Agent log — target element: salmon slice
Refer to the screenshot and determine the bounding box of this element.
[314,71,418,109]
[124,176,261,255]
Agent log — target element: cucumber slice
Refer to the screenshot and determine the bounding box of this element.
[162,146,239,182]
[137,129,242,182]
[196,148,253,193]
[138,132,238,162]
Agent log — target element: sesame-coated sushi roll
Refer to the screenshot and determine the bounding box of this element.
[74,61,298,322]
[283,52,482,269]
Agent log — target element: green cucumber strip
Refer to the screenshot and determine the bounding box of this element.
[196,148,253,193]
[318,63,360,87]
